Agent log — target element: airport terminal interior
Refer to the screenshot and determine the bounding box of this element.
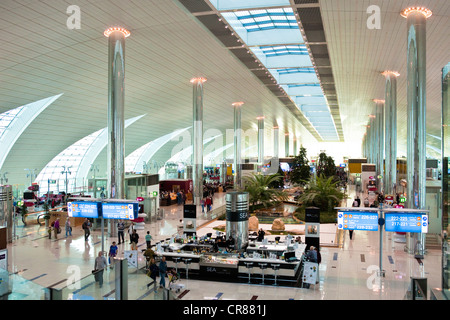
[0,0,449,303]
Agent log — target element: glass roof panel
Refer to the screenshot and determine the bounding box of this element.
[210,0,290,11]
[217,3,338,139]
[230,8,297,33]
[260,45,308,57]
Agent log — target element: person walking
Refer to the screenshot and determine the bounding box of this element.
[201,198,205,213]
[117,220,125,244]
[145,231,152,249]
[94,251,108,288]
[349,197,360,240]
[130,229,139,250]
[108,241,118,269]
[147,258,159,292]
[53,218,60,239]
[205,196,212,212]
[65,218,72,237]
[128,222,134,244]
[82,218,91,241]
[158,256,167,288]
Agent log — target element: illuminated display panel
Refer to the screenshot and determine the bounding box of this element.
[67,202,100,218]
[385,213,428,233]
[101,203,138,220]
[337,211,378,231]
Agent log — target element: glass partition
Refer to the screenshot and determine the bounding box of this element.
[442,62,450,298]
[47,258,178,300]
[0,267,49,300]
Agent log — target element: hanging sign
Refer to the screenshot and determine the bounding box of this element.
[337,211,379,231]
[384,213,428,233]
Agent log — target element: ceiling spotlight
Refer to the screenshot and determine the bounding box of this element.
[104,27,131,38]
[381,70,400,77]
[190,77,207,84]
[400,7,432,18]
[232,102,244,107]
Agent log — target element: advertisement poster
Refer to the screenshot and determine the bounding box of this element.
[184,218,197,234]
[302,261,318,285]
[124,250,138,268]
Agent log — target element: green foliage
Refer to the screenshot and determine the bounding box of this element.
[316,152,336,178]
[242,173,288,211]
[290,146,311,185]
[21,202,28,216]
[268,165,285,189]
[294,207,338,224]
[43,202,50,220]
[298,175,346,212]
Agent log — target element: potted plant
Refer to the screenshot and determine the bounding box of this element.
[21,202,28,226]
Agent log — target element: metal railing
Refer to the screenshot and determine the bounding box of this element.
[405,277,428,300]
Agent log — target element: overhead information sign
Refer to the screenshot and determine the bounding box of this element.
[67,202,100,218]
[337,211,378,231]
[385,213,428,233]
[101,203,138,220]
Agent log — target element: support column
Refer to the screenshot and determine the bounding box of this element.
[401,6,432,256]
[374,99,385,192]
[273,126,279,159]
[257,117,265,172]
[233,102,244,189]
[382,71,400,196]
[190,77,207,206]
[368,115,376,164]
[285,133,290,157]
[220,161,227,185]
[105,27,130,238]
[293,136,298,157]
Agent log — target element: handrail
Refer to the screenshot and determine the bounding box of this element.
[409,277,428,300]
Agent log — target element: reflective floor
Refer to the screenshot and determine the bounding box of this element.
[3,191,442,300]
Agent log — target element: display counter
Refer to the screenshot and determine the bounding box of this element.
[199,253,239,278]
[156,251,201,275]
[153,242,306,286]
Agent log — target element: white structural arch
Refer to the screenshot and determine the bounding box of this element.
[36,114,145,193]
[0,94,63,171]
[125,127,191,173]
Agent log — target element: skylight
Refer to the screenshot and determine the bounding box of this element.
[211,2,339,141]
[260,45,308,56]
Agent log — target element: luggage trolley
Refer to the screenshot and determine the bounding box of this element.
[167,268,185,293]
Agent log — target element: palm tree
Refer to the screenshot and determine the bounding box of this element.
[242,173,288,210]
[298,174,346,212]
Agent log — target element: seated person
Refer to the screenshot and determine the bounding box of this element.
[226,235,235,248]
[257,228,265,242]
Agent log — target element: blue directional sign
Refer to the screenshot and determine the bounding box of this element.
[101,203,138,220]
[384,213,428,233]
[67,202,100,218]
[337,211,379,231]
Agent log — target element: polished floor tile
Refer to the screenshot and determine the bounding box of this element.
[3,191,442,300]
